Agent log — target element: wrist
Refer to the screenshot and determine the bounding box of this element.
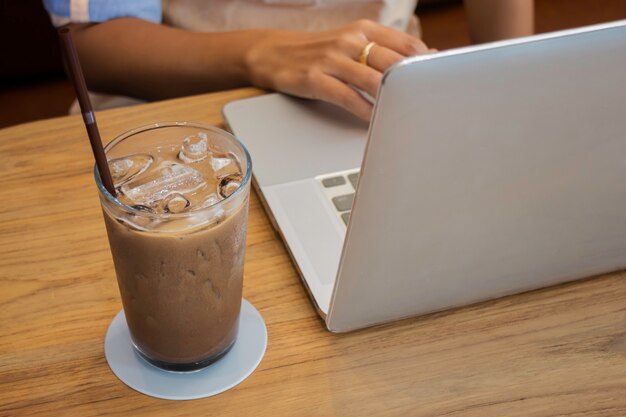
[242,29,285,89]
[192,29,271,90]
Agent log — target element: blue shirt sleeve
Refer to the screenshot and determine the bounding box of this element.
[43,0,162,24]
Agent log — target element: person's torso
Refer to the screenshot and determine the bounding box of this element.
[162,0,418,33]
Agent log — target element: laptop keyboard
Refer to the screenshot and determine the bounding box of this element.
[316,169,360,227]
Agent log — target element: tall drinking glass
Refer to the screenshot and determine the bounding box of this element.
[96,122,251,372]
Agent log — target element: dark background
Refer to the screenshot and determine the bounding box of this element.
[0,0,624,128]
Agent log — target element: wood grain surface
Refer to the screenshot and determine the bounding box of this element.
[1,88,625,416]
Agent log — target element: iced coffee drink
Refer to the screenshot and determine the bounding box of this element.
[96,123,251,371]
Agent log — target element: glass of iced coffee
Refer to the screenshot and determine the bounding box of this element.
[96,122,251,372]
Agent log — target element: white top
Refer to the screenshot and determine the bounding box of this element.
[45,0,418,33]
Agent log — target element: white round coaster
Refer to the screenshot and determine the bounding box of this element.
[104,298,267,400]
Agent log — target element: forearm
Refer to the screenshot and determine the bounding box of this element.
[464,0,534,44]
[70,18,267,100]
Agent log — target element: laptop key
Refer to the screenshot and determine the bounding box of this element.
[348,173,359,190]
[332,194,354,212]
[341,212,350,225]
[322,176,346,188]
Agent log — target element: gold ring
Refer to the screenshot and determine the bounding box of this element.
[359,41,376,66]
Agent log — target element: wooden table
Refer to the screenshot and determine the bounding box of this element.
[1,88,625,416]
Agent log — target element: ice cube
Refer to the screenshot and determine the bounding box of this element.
[210,152,241,179]
[178,132,209,163]
[161,193,190,214]
[108,154,153,186]
[131,204,156,213]
[196,193,222,209]
[117,205,157,231]
[218,175,242,198]
[120,162,207,208]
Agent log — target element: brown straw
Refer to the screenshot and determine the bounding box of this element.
[58,27,116,196]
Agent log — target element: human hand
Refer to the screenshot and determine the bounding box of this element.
[244,19,431,121]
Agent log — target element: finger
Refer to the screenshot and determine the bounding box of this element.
[365,44,405,73]
[310,72,373,121]
[327,55,382,98]
[334,36,407,73]
[359,20,429,56]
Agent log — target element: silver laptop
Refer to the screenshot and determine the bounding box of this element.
[223,20,626,332]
